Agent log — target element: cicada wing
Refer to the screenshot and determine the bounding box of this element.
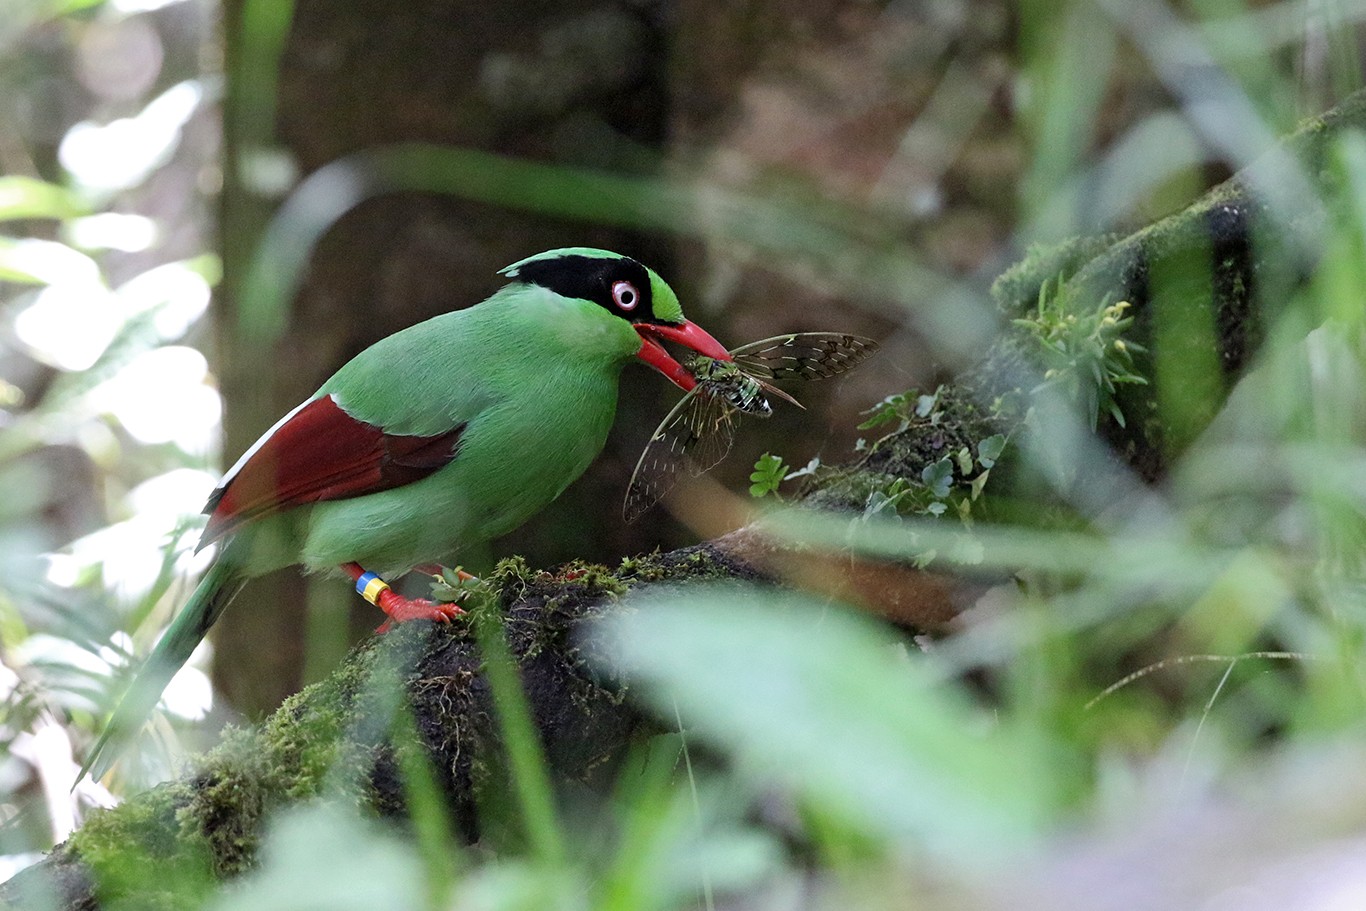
[623,388,737,523]
[730,332,879,381]
[686,392,738,475]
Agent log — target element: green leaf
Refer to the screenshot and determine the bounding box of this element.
[921,457,954,498]
[1107,400,1127,428]
[209,803,426,911]
[749,453,788,497]
[598,587,1058,861]
[864,491,891,516]
[970,469,991,501]
[430,565,492,605]
[955,447,974,476]
[392,706,463,904]
[0,176,84,222]
[914,387,942,417]
[857,393,911,430]
[977,434,1006,468]
[473,605,566,867]
[0,237,100,285]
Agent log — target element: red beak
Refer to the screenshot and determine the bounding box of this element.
[634,321,732,391]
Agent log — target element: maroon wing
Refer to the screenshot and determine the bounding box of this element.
[200,394,465,547]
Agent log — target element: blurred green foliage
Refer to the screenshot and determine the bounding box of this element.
[9,0,1366,909]
[0,0,218,874]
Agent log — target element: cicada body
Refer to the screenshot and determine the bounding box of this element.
[684,356,803,418]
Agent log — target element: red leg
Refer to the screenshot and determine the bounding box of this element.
[340,562,465,631]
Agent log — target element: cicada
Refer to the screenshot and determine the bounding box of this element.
[623,332,878,522]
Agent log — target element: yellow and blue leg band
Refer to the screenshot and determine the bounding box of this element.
[355,571,390,606]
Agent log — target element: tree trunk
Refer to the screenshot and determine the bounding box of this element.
[215,0,678,715]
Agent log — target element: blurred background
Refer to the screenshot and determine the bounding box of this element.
[6,0,1366,906]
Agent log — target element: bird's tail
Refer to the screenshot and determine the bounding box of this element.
[76,556,247,786]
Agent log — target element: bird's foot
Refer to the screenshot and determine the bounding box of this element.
[341,562,466,633]
[373,590,464,632]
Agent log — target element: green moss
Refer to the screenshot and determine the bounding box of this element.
[490,555,537,592]
[617,546,738,585]
[68,781,215,910]
[990,234,1121,316]
[615,552,668,583]
[185,670,360,874]
[68,636,396,898]
[549,560,628,597]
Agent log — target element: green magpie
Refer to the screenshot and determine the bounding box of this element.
[79,247,730,783]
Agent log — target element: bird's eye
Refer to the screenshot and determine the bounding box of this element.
[612,280,639,311]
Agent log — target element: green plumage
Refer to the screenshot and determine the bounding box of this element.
[280,282,641,574]
[80,249,705,784]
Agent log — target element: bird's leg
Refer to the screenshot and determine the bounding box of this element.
[339,562,465,631]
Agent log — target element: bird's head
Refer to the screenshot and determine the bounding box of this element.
[500,248,730,391]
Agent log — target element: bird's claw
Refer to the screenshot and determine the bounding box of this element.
[375,589,464,630]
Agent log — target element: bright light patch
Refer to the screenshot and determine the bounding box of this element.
[127,468,217,519]
[161,664,212,721]
[0,237,100,286]
[239,146,300,196]
[17,635,110,681]
[0,854,45,884]
[66,213,159,252]
[13,283,120,371]
[0,660,19,704]
[43,554,82,589]
[61,469,214,607]
[58,81,203,193]
[70,517,173,605]
[28,719,77,840]
[97,632,135,672]
[114,261,211,338]
[96,347,222,451]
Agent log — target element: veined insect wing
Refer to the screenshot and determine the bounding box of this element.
[687,386,739,473]
[730,332,879,381]
[623,385,737,522]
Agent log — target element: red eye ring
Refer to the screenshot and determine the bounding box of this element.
[612,280,639,311]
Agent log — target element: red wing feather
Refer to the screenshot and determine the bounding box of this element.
[200,395,464,547]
